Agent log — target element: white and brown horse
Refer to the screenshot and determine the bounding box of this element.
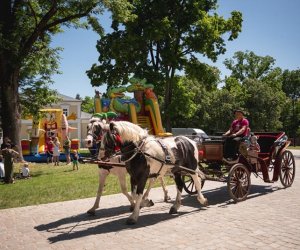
[100,121,208,224]
[85,117,170,216]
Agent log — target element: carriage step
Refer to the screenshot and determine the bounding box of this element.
[205,175,227,182]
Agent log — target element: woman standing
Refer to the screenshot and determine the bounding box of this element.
[53,137,61,166]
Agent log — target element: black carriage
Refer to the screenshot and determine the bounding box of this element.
[182,132,296,202]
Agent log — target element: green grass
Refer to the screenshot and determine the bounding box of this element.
[0,162,174,210]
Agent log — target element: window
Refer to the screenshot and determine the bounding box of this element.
[61,104,70,117]
[63,108,68,117]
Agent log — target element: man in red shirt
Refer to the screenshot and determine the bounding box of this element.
[223,109,250,160]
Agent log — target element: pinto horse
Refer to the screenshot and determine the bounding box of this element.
[85,117,170,215]
[100,121,208,224]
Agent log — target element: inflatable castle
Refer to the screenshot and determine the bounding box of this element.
[93,78,170,136]
[22,109,78,162]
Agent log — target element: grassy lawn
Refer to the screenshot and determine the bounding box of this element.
[0,162,174,210]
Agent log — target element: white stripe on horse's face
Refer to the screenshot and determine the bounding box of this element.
[86,118,106,148]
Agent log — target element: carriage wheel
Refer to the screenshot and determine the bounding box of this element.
[227,163,251,202]
[279,150,295,188]
[182,175,205,195]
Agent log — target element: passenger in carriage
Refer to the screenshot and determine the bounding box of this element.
[222,109,250,161]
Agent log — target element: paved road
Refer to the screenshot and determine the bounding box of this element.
[1,150,299,250]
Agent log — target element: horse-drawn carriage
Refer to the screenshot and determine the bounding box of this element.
[182,131,296,202]
[85,116,296,224]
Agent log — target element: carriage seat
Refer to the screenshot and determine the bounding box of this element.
[258,137,276,154]
[256,134,279,161]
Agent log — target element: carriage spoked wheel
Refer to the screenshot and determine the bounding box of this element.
[279,150,295,188]
[227,163,251,202]
[182,175,205,195]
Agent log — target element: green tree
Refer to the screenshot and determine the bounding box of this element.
[224,51,280,82]
[87,0,243,131]
[0,0,133,154]
[170,63,220,129]
[281,69,300,144]
[223,51,286,131]
[243,79,285,131]
[81,96,95,114]
[205,88,238,133]
[19,41,62,118]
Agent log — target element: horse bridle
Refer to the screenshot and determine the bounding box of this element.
[88,122,105,143]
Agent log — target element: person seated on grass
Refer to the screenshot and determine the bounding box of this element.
[21,162,30,179]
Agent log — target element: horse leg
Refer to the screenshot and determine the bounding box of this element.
[140,178,155,208]
[191,174,208,206]
[87,168,109,215]
[126,175,148,225]
[126,194,143,225]
[169,173,183,214]
[159,176,171,202]
[115,168,135,210]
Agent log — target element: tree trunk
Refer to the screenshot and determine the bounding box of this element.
[164,79,172,132]
[163,67,176,132]
[0,61,23,161]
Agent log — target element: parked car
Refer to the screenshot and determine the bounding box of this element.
[171,128,210,142]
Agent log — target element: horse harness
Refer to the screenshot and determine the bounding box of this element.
[114,136,175,178]
[105,132,201,177]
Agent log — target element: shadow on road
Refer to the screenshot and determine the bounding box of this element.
[182,183,281,208]
[35,182,283,244]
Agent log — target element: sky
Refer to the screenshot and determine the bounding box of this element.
[50,0,300,99]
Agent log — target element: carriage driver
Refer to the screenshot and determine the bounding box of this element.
[222,109,250,161]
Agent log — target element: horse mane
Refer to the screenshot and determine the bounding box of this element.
[110,121,148,142]
[88,117,109,131]
[89,117,107,124]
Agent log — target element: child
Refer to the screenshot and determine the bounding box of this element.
[72,150,79,170]
[248,135,260,170]
[53,137,60,166]
[46,137,54,164]
[21,162,30,178]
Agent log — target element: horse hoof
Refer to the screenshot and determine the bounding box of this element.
[202,199,208,207]
[126,218,137,225]
[87,210,96,216]
[169,207,178,214]
[164,196,171,202]
[149,200,154,206]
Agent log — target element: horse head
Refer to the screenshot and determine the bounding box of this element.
[85,117,108,149]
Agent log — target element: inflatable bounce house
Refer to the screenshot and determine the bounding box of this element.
[22,109,78,162]
[94,78,170,136]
